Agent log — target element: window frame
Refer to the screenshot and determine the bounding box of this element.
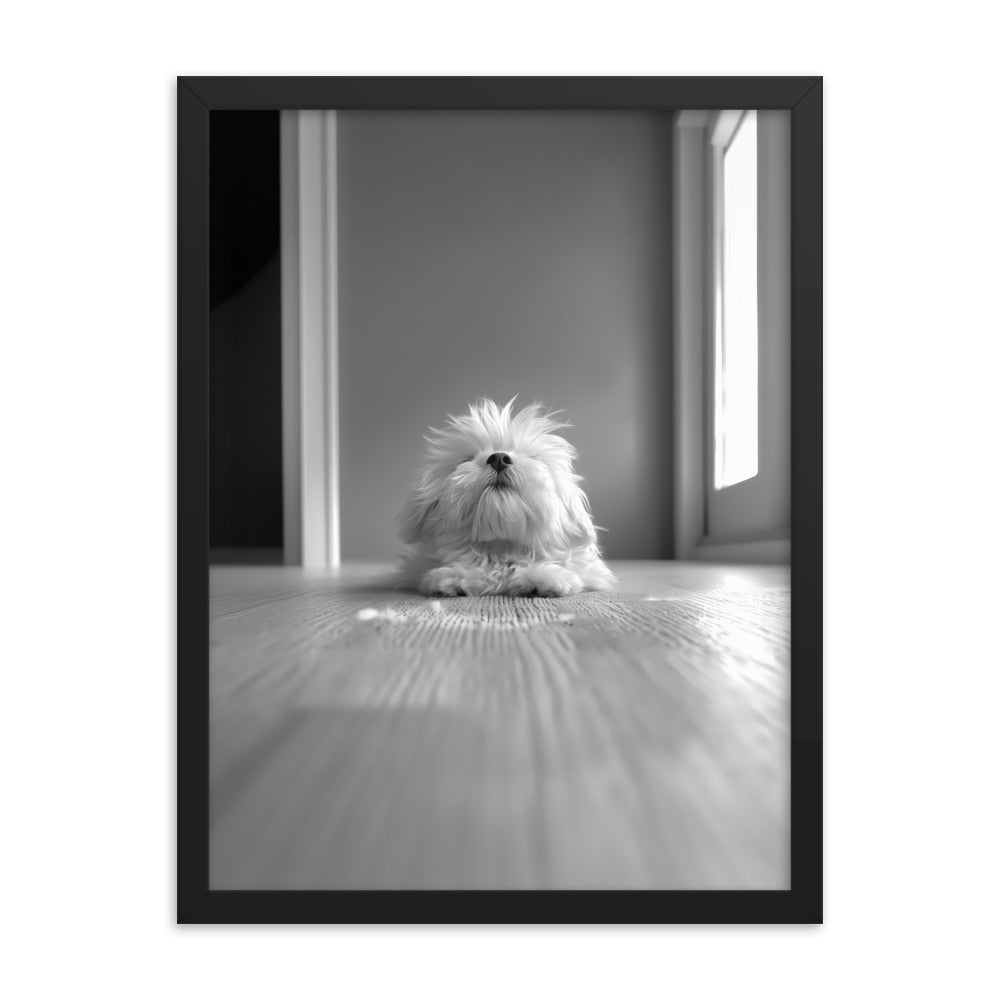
[712,109,760,492]
[673,108,792,562]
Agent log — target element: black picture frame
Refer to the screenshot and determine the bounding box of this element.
[178,76,822,924]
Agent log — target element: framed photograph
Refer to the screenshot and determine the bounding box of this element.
[178,76,822,923]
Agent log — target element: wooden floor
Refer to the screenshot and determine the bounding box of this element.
[209,561,790,890]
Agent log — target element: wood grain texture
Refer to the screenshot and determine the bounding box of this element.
[209,561,790,889]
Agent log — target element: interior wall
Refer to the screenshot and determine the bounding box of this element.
[337,111,673,560]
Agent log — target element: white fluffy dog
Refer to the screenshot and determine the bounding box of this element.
[398,399,615,597]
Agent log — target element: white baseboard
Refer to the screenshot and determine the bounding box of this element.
[692,536,790,564]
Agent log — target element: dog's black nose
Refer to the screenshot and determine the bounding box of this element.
[486,452,513,471]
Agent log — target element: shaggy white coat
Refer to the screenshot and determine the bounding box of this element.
[398,399,615,597]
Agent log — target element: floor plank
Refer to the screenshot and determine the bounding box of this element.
[209,561,790,889]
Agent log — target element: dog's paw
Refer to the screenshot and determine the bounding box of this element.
[419,566,490,597]
[509,564,584,598]
[579,557,616,592]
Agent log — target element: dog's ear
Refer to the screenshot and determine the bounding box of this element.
[557,479,598,548]
[397,473,440,545]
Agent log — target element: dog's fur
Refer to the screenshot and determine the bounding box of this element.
[397,399,615,597]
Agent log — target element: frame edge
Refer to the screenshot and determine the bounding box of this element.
[789,78,823,922]
[177,79,211,921]
[176,75,823,924]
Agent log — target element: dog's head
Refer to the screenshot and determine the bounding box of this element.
[398,399,597,556]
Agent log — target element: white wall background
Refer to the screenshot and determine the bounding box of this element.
[2,3,999,1000]
[337,110,672,559]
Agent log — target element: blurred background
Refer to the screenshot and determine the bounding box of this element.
[209,109,789,567]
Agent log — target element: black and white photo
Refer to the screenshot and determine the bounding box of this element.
[180,77,823,922]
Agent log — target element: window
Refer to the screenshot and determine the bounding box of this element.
[714,110,758,490]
